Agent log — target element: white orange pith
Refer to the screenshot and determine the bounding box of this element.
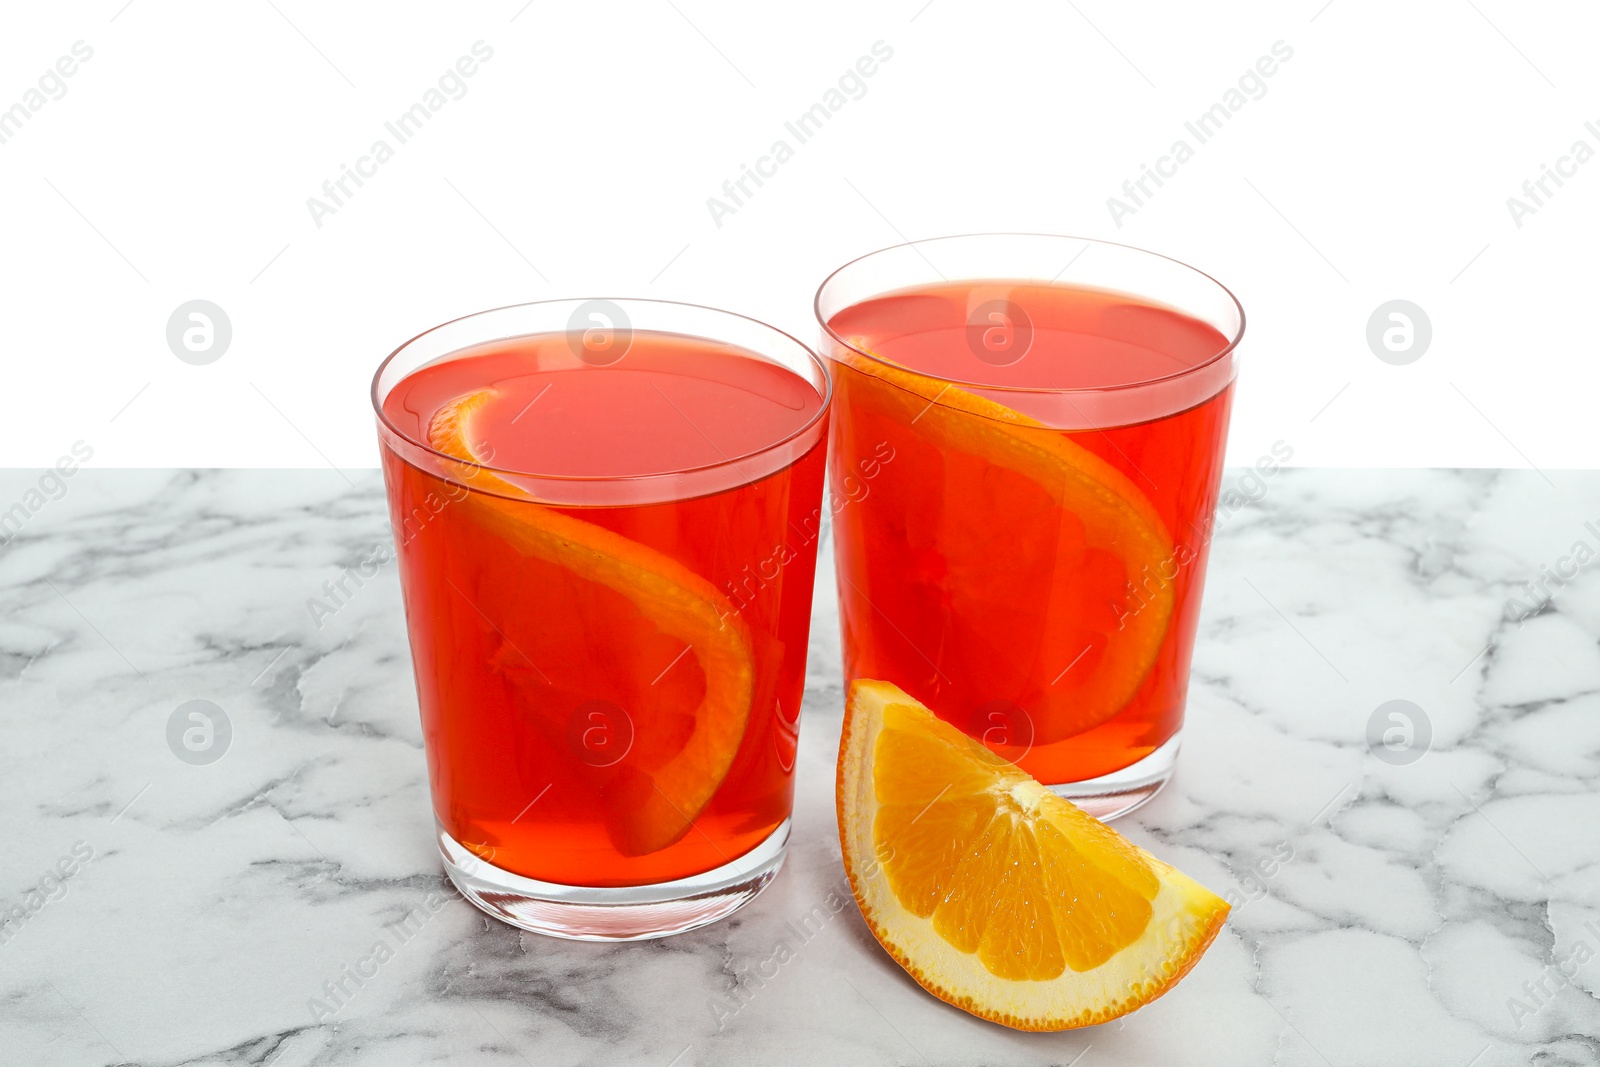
[427,389,754,855]
[837,679,1229,1030]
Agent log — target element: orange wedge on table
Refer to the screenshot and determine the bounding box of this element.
[838,680,1229,1030]
[428,389,754,856]
[834,345,1176,742]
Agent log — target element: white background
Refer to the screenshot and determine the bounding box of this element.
[2,0,1596,471]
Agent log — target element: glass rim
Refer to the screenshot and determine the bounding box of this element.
[371,296,833,486]
[813,232,1246,396]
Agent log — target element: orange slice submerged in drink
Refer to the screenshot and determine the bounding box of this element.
[427,388,754,857]
[834,345,1175,744]
[838,679,1229,1030]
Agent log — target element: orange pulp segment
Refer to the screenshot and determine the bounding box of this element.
[837,678,1229,1030]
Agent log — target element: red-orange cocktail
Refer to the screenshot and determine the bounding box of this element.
[817,236,1242,818]
[374,299,830,939]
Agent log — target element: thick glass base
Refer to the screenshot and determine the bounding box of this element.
[1045,731,1181,821]
[438,818,789,941]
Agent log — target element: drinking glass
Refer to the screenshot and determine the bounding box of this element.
[373,298,831,938]
[815,234,1242,818]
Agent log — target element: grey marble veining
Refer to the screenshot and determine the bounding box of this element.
[1,468,1598,1066]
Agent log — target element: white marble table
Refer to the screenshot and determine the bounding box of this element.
[1,468,1597,1066]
